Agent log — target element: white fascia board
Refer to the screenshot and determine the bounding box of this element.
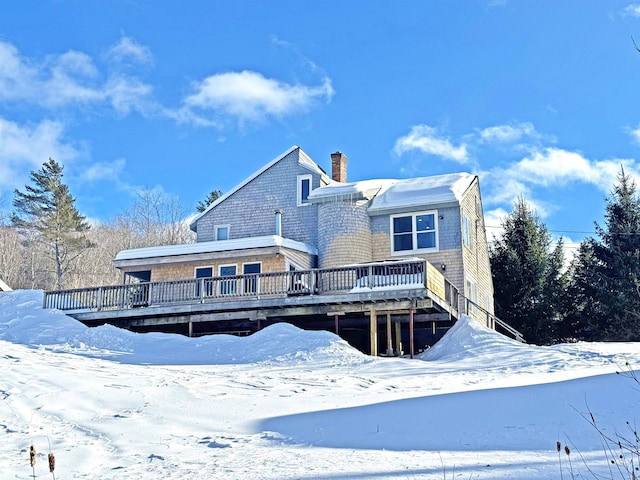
[114,235,317,262]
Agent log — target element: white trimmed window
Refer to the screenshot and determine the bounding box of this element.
[390,211,438,254]
[242,262,261,294]
[215,225,229,241]
[195,266,213,296]
[219,264,237,296]
[462,215,471,249]
[297,174,312,206]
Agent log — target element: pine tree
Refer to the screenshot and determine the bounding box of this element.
[196,189,222,213]
[11,158,91,290]
[585,168,640,340]
[490,197,567,344]
[562,241,603,340]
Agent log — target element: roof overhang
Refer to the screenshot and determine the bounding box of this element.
[113,235,317,270]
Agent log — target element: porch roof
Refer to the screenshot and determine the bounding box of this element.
[114,235,317,262]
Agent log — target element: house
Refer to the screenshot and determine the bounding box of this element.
[114,146,494,314]
[105,146,500,353]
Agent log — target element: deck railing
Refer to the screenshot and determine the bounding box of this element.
[463,297,525,343]
[43,259,435,313]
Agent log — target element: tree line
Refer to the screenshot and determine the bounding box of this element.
[0,159,220,291]
[490,168,640,344]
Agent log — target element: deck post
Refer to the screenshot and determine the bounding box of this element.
[188,320,193,337]
[309,271,316,296]
[334,314,339,334]
[369,309,378,356]
[409,308,415,359]
[394,320,402,355]
[97,287,103,311]
[385,312,393,356]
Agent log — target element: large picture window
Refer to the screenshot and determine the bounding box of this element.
[390,211,438,254]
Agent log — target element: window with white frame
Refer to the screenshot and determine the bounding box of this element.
[195,266,213,297]
[218,264,237,295]
[214,225,229,241]
[390,211,438,254]
[242,262,261,295]
[462,215,471,249]
[297,174,312,206]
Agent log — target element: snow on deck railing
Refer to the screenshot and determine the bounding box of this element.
[43,259,437,313]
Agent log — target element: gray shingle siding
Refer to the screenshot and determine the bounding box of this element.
[196,149,322,246]
[318,200,372,268]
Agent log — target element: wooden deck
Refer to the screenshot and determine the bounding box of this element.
[44,259,523,355]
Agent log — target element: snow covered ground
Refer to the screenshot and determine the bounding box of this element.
[1,289,639,479]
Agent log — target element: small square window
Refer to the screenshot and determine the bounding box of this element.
[215,225,229,241]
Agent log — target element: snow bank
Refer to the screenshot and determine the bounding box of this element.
[0,290,366,366]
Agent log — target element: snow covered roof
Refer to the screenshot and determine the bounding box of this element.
[189,146,330,232]
[114,235,317,262]
[367,172,476,214]
[308,179,396,202]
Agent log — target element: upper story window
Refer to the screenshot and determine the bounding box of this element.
[215,225,229,241]
[462,215,472,249]
[297,174,312,206]
[390,211,438,254]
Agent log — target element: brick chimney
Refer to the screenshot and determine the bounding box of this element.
[331,151,348,183]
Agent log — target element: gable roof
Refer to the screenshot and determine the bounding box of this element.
[367,172,476,214]
[189,146,330,232]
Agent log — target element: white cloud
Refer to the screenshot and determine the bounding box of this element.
[479,122,538,144]
[626,124,640,144]
[393,125,469,163]
[481,147,640,223]
[0,40,154,114]
[105,37,153,66]
[622,4,640,17]
[483,207,508,242]
[181,71,334,125]
[0,117,80,189]
[81,158,126,183]
[508,148,639,191]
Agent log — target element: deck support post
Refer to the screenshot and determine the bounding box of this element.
[385,312,393,356]
[188,320,193,337]
[394,321,402,356]
[369,309,378,357]
[334,314,339,334]
[409,308,415,359]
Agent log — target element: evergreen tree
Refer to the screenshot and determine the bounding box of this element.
[490,197,567,344]
[196,189,222,213]
[585,168,640,340]
[561,241,603,341]
[11,158,91,290]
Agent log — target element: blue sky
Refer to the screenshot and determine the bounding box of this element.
[2,1,640,254]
